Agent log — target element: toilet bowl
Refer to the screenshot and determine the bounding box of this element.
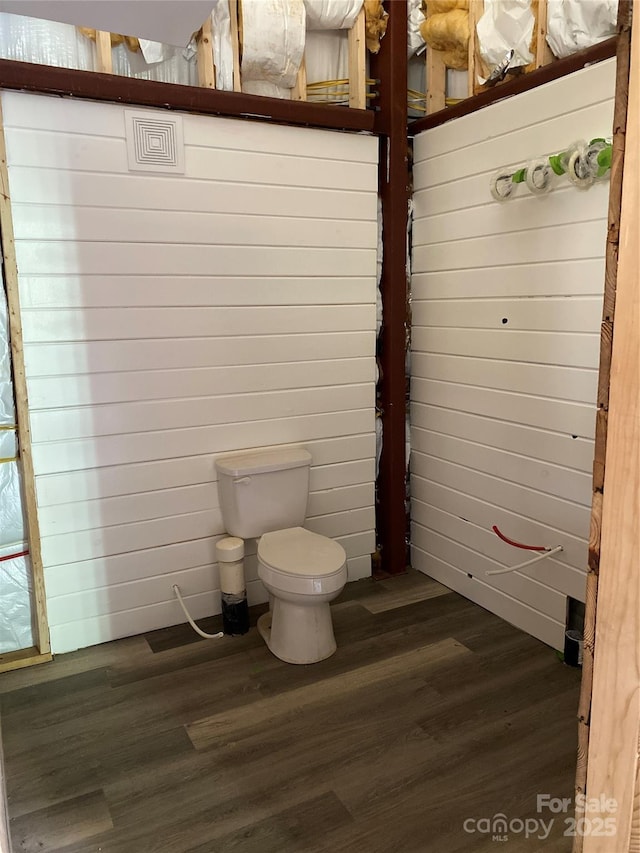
[257,527,347,664]
[215,448,348,665]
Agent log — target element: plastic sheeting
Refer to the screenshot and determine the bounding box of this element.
[0,10,197,84]
[111,40,197,86]
[0,11,94,69]
[0,285,15,445]
[0,308,12,429]
[304,0,362,30]
[0,459,24,549]
[305,29,349,99]
[0,427,15,467]
[0,4,359,98]
[477,0,534,71]
[0,551,34,654]
[241,0,306,97]
[213,0,234,91]
[546,0,618,59]
[1,279,34,654]
[242,79,292,99]
[139,39,174,65]
[408,0,426,58]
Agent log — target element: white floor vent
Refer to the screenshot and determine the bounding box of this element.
[124,110,185,174]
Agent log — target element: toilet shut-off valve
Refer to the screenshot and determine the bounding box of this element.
[216,536,250,636]
[172,536,250,639]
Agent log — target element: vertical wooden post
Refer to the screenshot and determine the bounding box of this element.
[348,7,367,109]
[370,0,409,577]
[292,57,307,101]
[0,99,50,660]
[196,18,216,89]
[467,0,483,96]
[581,3,640,850]
[229,0,242,92]
[534,0,554,67]
[426,47,446,114]
[0,728,9,853]
[95,30,113,74]
[573,4,633,851]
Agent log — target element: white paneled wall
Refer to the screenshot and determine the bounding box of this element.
[2,91,378,653]
[411,60,615,649]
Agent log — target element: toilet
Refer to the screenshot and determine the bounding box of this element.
[215,447,347,664]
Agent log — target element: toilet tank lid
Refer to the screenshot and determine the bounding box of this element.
[215,447,311,477]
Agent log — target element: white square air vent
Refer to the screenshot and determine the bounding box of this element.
[124,110,185,174]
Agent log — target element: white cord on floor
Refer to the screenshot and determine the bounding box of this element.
[486,545,564,577]
[172,584,224,639]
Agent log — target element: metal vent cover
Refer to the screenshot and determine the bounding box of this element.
[124,110,185,174]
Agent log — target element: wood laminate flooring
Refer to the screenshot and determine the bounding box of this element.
[0,571,582,852]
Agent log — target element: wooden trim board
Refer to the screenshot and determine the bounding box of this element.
[229,0,242,93]
[582,2,640,849]
[292,57,307,101]
[534,0,555,68]
[425,47,446,115]
[196,18,215,89]
[0,725,10,853]
[0,98,51,657]
[467,0,484,97]
[573,6,633,851]
[348,8,367,110]
[0,60,374,133]
[95,30,113,75]
[0,646,52,674]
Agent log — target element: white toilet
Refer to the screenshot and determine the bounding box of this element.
[215,447,347,664]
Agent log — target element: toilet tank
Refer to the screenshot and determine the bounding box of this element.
[215,447,312,539]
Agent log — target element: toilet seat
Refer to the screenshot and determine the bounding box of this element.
[258,527,347,595]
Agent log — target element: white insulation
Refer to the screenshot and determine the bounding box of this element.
[241,0,306,98]
[212,0,234,91]
[546,0,618,59]
[0,4,352,95]
[408,0,425,58]
[0,281,34,654]
[304,0,362,30]
[477,0,535,70]
[305,29,349,95]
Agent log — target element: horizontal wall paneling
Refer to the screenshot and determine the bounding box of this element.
[2,91,379,653]
[410,60,615,647]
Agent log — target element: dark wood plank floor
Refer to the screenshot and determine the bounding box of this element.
[0,572,582,852]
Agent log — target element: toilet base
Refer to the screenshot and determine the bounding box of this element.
[257,598,337,665]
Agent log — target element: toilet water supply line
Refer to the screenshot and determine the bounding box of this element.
[173,583,223,639]
[173,536,250,640]
[486,525,563,576]
[490,138,613,201]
